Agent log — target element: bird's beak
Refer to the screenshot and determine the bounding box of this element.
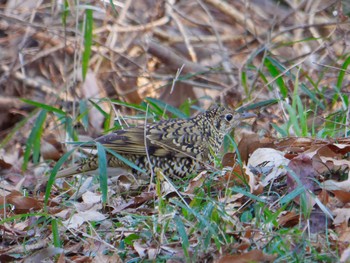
[238,112,257,120]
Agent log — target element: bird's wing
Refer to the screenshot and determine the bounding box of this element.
[93,120,206,159]
[146,119,206,159]
[94,127,147,155]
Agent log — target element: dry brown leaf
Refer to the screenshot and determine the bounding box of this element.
[236,133,274,164]
[322,175,350,203]
[218,160,250,188]
[70,255,93,263]
[278,211,299,227]
[184,171,207,194]
[332,190,350,204]
[23,247,64,263]
[112,191,155,214]
[318,189,330,206]
[216,250,276,263]
[333,208,350,225]
[235,237,251,251]
[5,190,43,214]
[286,154,318,207]
[41,133,65,161]
[0,158,12,169]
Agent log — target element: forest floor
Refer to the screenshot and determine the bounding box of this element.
[1,0,350,262]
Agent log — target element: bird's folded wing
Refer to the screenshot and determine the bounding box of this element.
[147,121,205,158]
[93,123,205,159]
[94,127,147,155]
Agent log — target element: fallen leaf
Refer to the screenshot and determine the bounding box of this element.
[333,208,350,225]
[340,245,350,263]
[286,154,318,207]
[62,210,106,229]
[246,148,289,186]
[41,133,65,161]
[133,241,146,258]
[23,246,64,263]
[184,171,207,194]
[5,190,43,214]
[323,177,350,191]
[278,211,299,227]
[82,191,102,204]
[112,191,155,214]
[216,249,276,263]
[236,133,274,164]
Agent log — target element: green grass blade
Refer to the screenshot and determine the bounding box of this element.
[284,103,301,136]
[300,83,325,110]
[109,0,119,16]
[267,56,292,78]
[170,199,220,248]
[174,215,190,262]
[21,99,66,115]
[61,0,69,27]
[96,142,108,204]
[82,8,93,80]
[89,99,108,118]
[79,100,89,130]
[336,54,350,90]
[296,97,308,136]
[258,69,274,92]
[241,70,249,96]
[64,115,79,141]
[264,56,288,98]
[45,149,76,208]
[109,99,148,112]
[179,99,196,116]
[105,148,147,175]
[237,99,278,112]
[144,99,167,117]
[146,97,188,118]
[0,212,49,225]
[32,110,47,163]
[271,123,288,137]
[22,110,47,171]
[231,186,267,203]
[279,186,305,205]
[51,218,61,248]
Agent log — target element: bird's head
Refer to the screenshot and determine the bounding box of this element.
[205,105,255,135]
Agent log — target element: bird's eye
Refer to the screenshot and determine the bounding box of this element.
[225,114,233,122]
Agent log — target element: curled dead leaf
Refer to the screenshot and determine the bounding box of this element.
[6,190,43,214]
[278,211,299,227]
[184,171,207,194]
[246,148,289,187]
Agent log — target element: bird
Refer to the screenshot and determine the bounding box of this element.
[56,106,253,179]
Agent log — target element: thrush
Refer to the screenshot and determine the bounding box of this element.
[57,106,252,179]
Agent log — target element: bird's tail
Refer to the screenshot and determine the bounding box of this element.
[56,157,99,178]
[56,165,83,178]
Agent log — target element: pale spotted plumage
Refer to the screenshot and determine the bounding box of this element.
[57,106,244,178]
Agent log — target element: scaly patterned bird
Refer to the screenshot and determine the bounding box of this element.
[57,106,252,179]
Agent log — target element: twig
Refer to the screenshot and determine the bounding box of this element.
[167,2,198,62]
[101,16,170,33]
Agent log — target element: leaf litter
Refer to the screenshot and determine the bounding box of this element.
[0,0,350,261]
